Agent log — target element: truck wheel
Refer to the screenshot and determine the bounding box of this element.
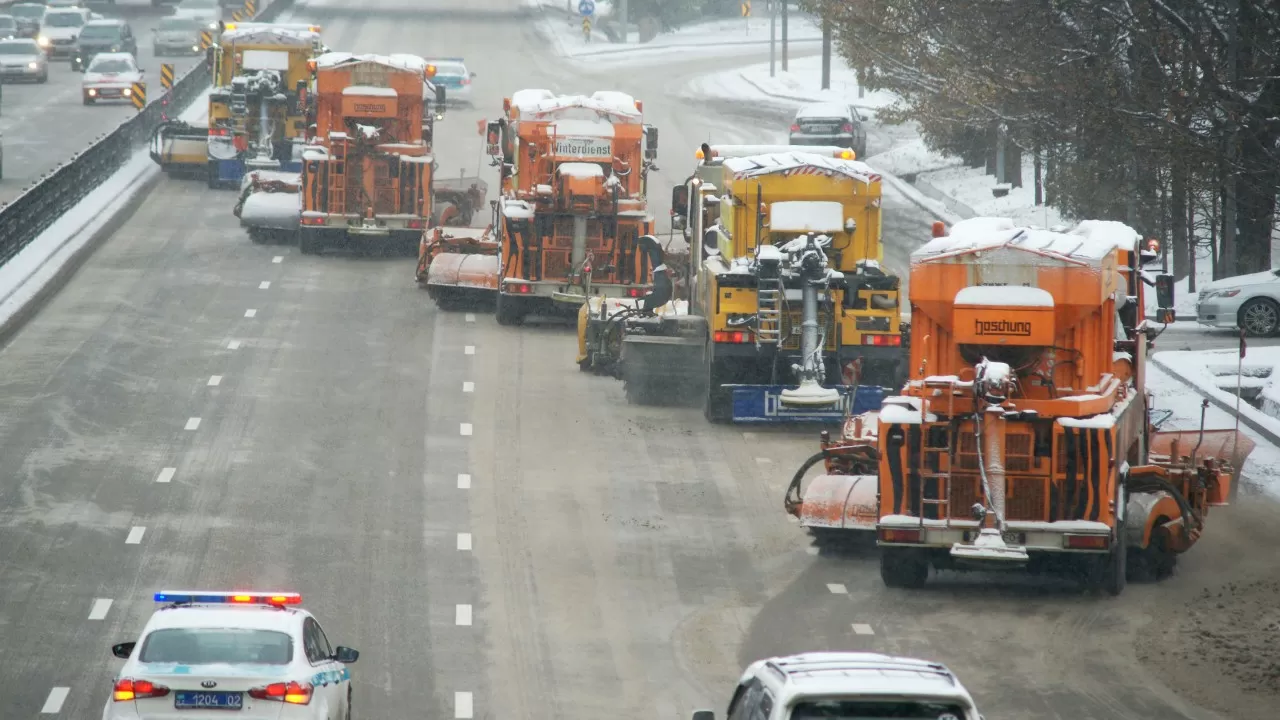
[1129,520,1177,582]
[703,356,732,423]
[880,548,929,589]
[495,293,523,326]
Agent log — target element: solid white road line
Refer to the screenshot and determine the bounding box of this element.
[272,256,283,263]
[156,467,176,484]
[826,583,848,594]
[88,598,113,620]
[462,381,474,393]
[228,340,242,350]
[456,604,472,626]
[244,309,257,318]
[259,281,270,289]
[41,687,69,713]
[460,423,473,436]
[852,623,875,635]
[185,418,201,430]
[465,313,476,322]
[464,345,475,355]
[457,474,471,489]
[455,692,473,719]
[126,527,146,544]
[208,375,222,386]
[457,532,472,551]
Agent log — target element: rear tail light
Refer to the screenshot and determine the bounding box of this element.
[505,282,532,294]
[113,678,170,701]
[863,334,901,346]
[407,219,424,229]
[249,681,313,705]
[1064,534,1110,550]
[461,76,470,85]
[625,287,646,298]
[301,216,324,226]
[789,123,800,132]
[841,122,854,133]
[878,528,922,544]
[712,330,749,343]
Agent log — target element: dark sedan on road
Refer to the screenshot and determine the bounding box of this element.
[788,101,868,159]
[71,18,136,71]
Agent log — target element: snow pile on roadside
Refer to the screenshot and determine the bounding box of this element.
[686,55,898,112]
[1155,347,1280,433]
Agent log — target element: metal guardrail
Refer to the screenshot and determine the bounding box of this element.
[0,0,294,268]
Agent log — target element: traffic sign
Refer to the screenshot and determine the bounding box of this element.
[578,0,594,15]
[741,1,750,16]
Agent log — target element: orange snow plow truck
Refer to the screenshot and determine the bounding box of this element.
[297,52,482,255]
[783,217,1254,595]
[416,89,660,324]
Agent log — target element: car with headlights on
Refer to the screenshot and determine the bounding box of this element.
[71,18,135,71]
[37,5,90,57]
[104,591,359,720]
[82,51,141,104]
[10,3,45,38]
[1197,268,1280,336]
[0,14,19,40]
[0,37,47,82]
[152,15,201,55]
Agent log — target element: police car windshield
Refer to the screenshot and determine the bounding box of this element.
[790,699,970,719]
[44,12,84,27]
[139,628,294,665]
[0,41,37,54]
[89,58,132,73]
[79,24,122,39]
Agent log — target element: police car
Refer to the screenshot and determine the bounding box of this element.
[425,57,474,105]
[103,591,359,720]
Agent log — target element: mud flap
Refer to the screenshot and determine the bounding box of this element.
[619,334,705,402]
[728,384,885,424]
[798,474,879,531]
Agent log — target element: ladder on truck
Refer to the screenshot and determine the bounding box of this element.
[755,276,783,348]
[326,135,348,214]
[914,378,962,527]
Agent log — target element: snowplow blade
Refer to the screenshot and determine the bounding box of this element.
[797,474,879,531]
[423,250,500,309]
[728,384,886,424]
[149,121,209,174]
[619,332,705,404]
[1149,429,1255,502]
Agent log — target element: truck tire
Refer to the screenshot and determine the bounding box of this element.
[495,293,523,326]
[880,548,928,588]
[703,355,732,423]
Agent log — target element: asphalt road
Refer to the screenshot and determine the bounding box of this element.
[0,0,205,203]
[0,1,1278,719]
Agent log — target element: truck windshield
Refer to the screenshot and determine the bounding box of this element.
[790,699,970,719]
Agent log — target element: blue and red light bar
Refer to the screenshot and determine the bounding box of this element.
[154,591,302,606]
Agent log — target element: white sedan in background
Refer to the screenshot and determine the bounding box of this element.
[1197,268,1280,336]
[82,52,142,105]
[104,591,359,719]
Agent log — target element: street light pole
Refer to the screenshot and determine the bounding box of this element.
[781,0,788,71]
[770,0,776,77]
[820,13,831,89]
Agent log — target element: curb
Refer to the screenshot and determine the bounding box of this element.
[733,70,880,111]
[1149,355,1280,448]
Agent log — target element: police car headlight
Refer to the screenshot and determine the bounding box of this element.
[36,35,48,46]
[123,87,131,96]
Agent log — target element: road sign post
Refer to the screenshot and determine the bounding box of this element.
[742,1,750,34]
[131,82,146,111]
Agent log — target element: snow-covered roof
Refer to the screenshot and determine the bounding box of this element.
[589,90,640,114]
[221,28,317,45]
[343,85,397,97]
[557,162,604,178]
[511,91,641,123]
[795,102,852,119]
[954,285,1054,307]
[548,118,614,137]
[914,217,1141,264]
[770,200,844,233]
[722,152,880,183]
[315,51,427,73]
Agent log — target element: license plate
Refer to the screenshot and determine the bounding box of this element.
[174,691,243,710]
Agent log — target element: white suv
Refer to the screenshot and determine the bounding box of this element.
[693,652,982,720]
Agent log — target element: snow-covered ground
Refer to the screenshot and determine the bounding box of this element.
[685,54,898,112]
[0,89,211,333]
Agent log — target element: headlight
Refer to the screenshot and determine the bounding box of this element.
[110,45,118,52]
[207,21,217,29]
[191,45,199,52]
[123,87,130,96]
[27,61,36,69]
[36,35,48,46]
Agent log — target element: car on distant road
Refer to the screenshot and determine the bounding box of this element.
[10,3,45,38]
[152,15,202,55]
[82,51,141,104]
[71,17,135,70]
[37,6,91,57]
[170,0,222,30]
[104,591,359,720]
[0,15,20,40]
[44,0,81,7]
[788,101,868,159]
[425,57,474,105]
[0,37,48,83]
[1197,269,1280,336]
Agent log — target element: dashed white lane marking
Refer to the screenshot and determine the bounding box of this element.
[805,546,819,555]
[465,313,476,322]
[852,623,875,635]
[464,345,475,355]
[457,532,472,551]
[208,375,222,387]
[457,474,471,489]
[460,423,473,436]
[755,457,771,464]
[244,309,257,318]
[259,281,271,289]
[88,598,113,620]
[228,340,241,350]
[455,604,472,626]
[827,583,848,594]
[126,527,146,544]
[41,687,69,713]
[185,417,201,430]
[272,256,283,263]
[462,381,474,393]
[156,467,176,484]
[455,692,473,719]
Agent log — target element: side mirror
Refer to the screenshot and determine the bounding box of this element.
[1155,273,1175,323]
[333,646,359,664]
[112,641,136,659]
[435,85,446,106]
[670,183,688,217]
[672,215,686,231]
[643,123,658,160]
[692,712,715,720]
[469,71,476,78]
